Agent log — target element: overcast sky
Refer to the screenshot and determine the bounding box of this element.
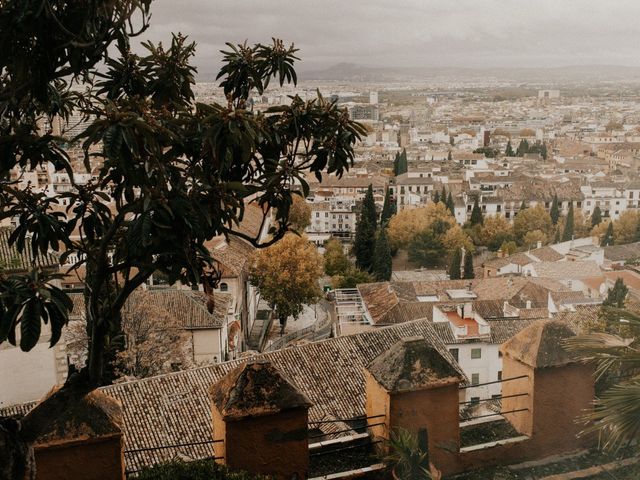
[142,1,640,76]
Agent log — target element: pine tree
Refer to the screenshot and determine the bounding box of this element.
[604,278,629,308]
[463,250,475,279]
[591,206,603,227]
[470,197,483,226]
[446,192,455,216]
[602,221,615,246]
[380,187,395,225]
[372,227,392,281]
[562,202,574,241]
[448,249,462,280]
[505,140,515,156]
[433,189,440,204]
[550,194,560,225]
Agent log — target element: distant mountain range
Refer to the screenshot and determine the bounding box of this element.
[296,63,640,83]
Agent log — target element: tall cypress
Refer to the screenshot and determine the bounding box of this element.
[634,215,640,242]
[470,197,483,226]
[441,185,447,204]
[448,249,462,280]
[463,250,475,279]
[602,221,615,246]
[550,194,560,225]
[398,148,408,175]
[380,187,395,225]
[591,206,602,227]
[561,202,574,241]
[393,152,399,176]
[520,199,527,211]
[372,227,392,281]
[447,150,452,161]
[353,184,378,271]
[505,140,515,156]
[446,192,455,216]
[433,189,440,204]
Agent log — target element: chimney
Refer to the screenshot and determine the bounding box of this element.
[536,241,542,249]
[526,300,532,309]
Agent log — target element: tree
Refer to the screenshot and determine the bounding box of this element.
[446,192,455,216]
[287,195,312,232]
[516,139,530,156]
[447,150,452,161]
[469,197,483,226]
[500,241,518,256]
[387,203,456,251]
[635,214,640,243]
[613,211,640,245]
[602,221,615,246]
[523,230,548,248]
[353,190,377,272]
[0,3,365,470]
[592,206,603,227]
[397,149,408,175]
[385,428,436,480]
[540,142,548,160]
[463,250,475,279]
[250,234,323,331]
[565,306,640,451]
[331,267,373,289]
[520,199,527,211]
[448,249,462,279]
[505,140,515,157]
[561,202,574,241]
[479,215,514,251]
[550,194,560,225]
[372,228,392,281]
[442,225,474,253]
[433,190,440,204]
[603,278,629,308]
[408,230,447,268]
[66,290,192,379]
[513,205,553,244]
[323,238,350,276]
[380,187,396,225]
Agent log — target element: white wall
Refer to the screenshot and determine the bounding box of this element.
[448,343,502,401]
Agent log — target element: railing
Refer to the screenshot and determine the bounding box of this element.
[264,302,333,352]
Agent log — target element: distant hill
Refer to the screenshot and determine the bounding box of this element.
[298,63,640,83]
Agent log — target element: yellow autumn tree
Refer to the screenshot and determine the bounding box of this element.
[250,234,323,330]
[387,203,456,251]
[479,215,514,250]
[513,205,553,244]
[613,211,640,245]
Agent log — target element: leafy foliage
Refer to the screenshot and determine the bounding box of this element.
[603,279,629,309]
[0,1,365,386]
[331,267,373,289]
[249,234,323,326]
[385,428,433,480]
[513,206,553,245]
[135,459,269,480]
[323,238,351,277]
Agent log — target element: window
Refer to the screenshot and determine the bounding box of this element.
[497,371,502,381]
[449,348,459,362]
[498,351,503,358]
[470,396,480,404]
[471,348,482,359]
[471,373,480,385]
[220,283,229,292]
[492,394,501,400]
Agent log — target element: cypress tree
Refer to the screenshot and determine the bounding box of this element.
[380,187,395,225]
[602,221,615,246]
[441,185,447,204]
[634,215,640,242]
[393,152,399,176]
[463,250,475,279]
[362,184,377,227]
[446,192,455,216]
[505,140,515,156]
[603,278,628,308]
[372,227,392,281]
[591,206,602,227]
[447,150,452,161]
[562,202,574,241]
[433,189,440,204]
[550,194,560,225]
[554,227,561,244]
[398,148,408,175]
[353,185,378,271]
[541,142,548,160]
[516,139,529,157]
[520,199,527,211]
[470,197,483,226]
[448,249,462,280]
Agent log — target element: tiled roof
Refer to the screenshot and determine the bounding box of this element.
[209,237,255,278]
[502,320,579,368]
[0,227,59,272]
[603,242,640,261]
[69,289,232,330]
[0,320,461,472]
[527,246,565,262]
[530,260,602,280]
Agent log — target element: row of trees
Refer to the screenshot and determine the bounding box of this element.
[393,149,408,176]
[353,185,394,281]
[505,139,548,160]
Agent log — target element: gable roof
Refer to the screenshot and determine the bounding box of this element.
[501,320,578,368]
[0,227,59,272]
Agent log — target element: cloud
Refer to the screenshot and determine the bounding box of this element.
[139,0,640,75]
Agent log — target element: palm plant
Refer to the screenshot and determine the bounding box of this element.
[385,428,435,480]
[564,306,640,451]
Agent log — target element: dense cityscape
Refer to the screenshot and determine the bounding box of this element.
[2,2,640,480]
